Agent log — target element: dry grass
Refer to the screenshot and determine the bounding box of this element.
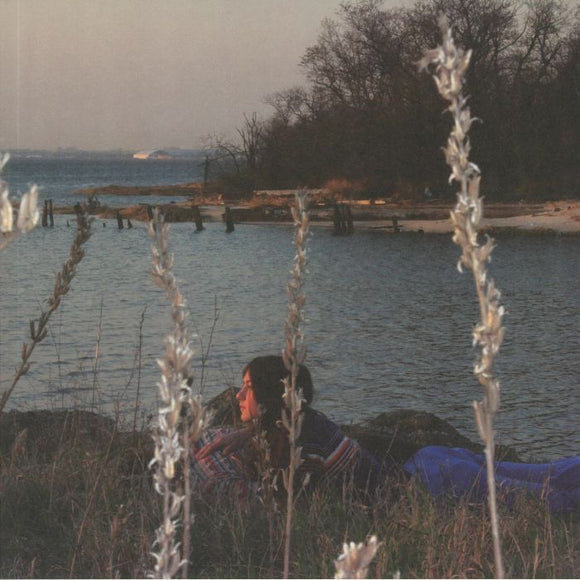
[420,17,507,577]
[2,417,577,579]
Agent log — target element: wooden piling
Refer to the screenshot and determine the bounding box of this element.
[224,206,235,233]
[42,200,48,227]
[127,218,133,229]
[333,203,343,235]
[334,202,352,235]
[48,199,54,227]
[116,211,124,229]
[193,206,204,232]
[344,204,354,234]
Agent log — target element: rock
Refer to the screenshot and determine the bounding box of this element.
[0,409,117,462]
[205,388,520,463]
[0,391,520,467]
[341,410,479,464]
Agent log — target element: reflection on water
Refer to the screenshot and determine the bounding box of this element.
[1,216,578,460]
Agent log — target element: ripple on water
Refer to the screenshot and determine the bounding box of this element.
[1,220,578,459]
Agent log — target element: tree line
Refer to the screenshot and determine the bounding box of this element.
[210,0,579,201]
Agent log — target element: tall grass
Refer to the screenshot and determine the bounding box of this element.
[420,17,506,578]
[147,209,207,578]
[0,203,92,414]
[281,190,310,578]
[1,427,578,579]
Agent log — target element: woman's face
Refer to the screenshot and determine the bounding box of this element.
[236,369,260,422]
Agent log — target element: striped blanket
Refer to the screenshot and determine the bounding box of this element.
[191,408,391,498]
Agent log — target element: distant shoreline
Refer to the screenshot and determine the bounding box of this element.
[60,184,580,235]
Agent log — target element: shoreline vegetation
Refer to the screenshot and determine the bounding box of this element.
[65,183,580,235]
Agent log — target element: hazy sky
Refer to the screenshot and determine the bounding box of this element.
[0,0,415,151]
[10,0,576,152]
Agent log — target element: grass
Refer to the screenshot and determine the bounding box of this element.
[0,415,577,578]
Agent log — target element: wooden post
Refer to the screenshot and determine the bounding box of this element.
[116,211,124,229]
[193,206,204,232]
[42,200,48,227]
[224,206,234,233]
[48,199,54,227]
[127,218,133,229]
[333,203,342,235]
[345,204,354,234]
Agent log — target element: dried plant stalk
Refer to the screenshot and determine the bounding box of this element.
[147,209,206,579]
[281,191,310,579]
[0,153,39,251]
[0,204,92,414]
[334,535,380,579]
[419,17,505,579]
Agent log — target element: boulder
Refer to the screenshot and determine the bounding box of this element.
[0,409,117,462]
[205,388,520,464]
[341,410,479,464]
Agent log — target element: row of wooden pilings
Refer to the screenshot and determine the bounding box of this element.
[333,202,401,234]
[40,200,235,233]
[42,200,400,234]
[134,204,235,233]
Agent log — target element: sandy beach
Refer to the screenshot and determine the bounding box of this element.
[69,184,580,235]
[352,200,580,235]
[207,199,580,235]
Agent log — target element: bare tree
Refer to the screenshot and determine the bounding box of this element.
[207,113,265,194]
[237,113,263,174]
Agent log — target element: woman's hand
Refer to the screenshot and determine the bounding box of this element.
[195,427,253,459]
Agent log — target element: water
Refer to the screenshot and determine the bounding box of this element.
[2,155,202,207]
[1,158,578,460]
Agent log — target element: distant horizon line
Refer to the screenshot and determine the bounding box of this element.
[5,146,207,153]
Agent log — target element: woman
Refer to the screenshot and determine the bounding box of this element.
[192,355,396,498]
[193,356,580,511]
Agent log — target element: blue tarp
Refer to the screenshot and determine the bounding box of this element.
[403,446,580,512]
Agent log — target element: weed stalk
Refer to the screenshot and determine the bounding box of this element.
[281,191,310,579]
[147,209,207,578]
[0,205,92,414]
[419,17,506,579]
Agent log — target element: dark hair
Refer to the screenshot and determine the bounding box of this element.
[243,355,313,426]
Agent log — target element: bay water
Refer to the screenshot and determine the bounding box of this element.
[1,157,578,460]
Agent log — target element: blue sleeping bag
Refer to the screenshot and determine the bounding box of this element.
[403,446,580,512]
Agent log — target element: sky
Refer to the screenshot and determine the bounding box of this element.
[4,0,574,153]
[0,0,414,152]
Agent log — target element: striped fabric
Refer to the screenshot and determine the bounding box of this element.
[191,428,258,499]
[299,408,387,492]
[191,409,390,498]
